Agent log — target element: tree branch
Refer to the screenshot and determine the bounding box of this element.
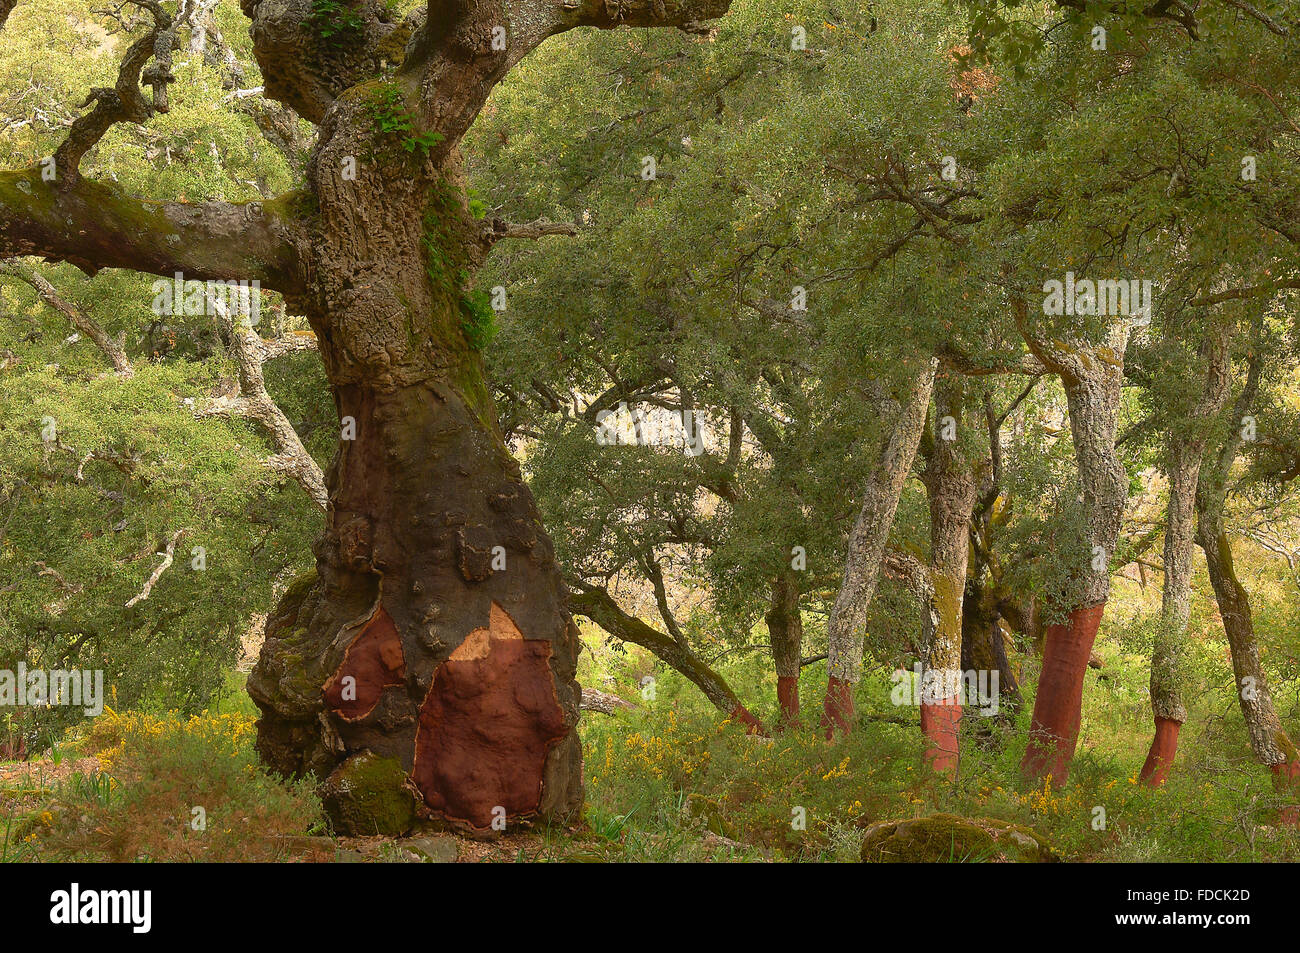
[480,217,578,248]
[124,528,188,608]
[401,0,733,159]
[195,296,327,509]
[54,0,181,183]
[0,262,133,375]
[0,170,308,292]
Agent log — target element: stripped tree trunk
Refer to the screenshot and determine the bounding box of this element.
[821,358,937,737]
[1194,350,1300,805]
[0,0,736,834]
[1140,327,1231,785]
[918,372,982,772]
[1017,306,1130,782]
[766,570,804,726]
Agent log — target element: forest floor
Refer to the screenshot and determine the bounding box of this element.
[4,625,1300,863]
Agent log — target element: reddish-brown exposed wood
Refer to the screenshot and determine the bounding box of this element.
[776,676,800,726]
[1021,603,1105,782]
[1137,716,1181,787]
[728,704,767,736]
[323,605,406,722]
[920,697,962,773]
[412,603,568,831]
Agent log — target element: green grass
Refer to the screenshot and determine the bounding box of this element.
[4,621,1298,863]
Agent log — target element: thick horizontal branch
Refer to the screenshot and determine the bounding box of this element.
[0,170,308,293]
[481,217,578,247]
[402,0,734,162]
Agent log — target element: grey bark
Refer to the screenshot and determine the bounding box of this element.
[826,358,938,684]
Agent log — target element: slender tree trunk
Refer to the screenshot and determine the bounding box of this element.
[1193,349,1300,810]
[821,358,937,737]
[766,570,804,726]
[1018,316,1129,782]
[919,373,981,772]
[1199,525,1300,778]
[1141,329,1230,786]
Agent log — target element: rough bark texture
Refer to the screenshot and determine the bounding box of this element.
[766,571,804,725]
[1141,328,1231,786]
[821,358,937,737]
[238,0,737,830]
[1017,309,1130,782]
[234,64,593,830]
[917,372,982,772]
[0,170,307,289]
[1195,351,1300,794]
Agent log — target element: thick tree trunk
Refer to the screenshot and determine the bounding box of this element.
[249,370,584,832]
[918,373,981,772]
[766,571,804,726]
[248,106,584,832]
[1018,319,1129,782]
[1,0,742,837]
[821,358,937,738]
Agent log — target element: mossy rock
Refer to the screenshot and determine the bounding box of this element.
[860,813,1059,863]
[320,751,418,837]
[685,793,737,840]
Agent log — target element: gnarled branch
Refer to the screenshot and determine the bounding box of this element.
[195,295,327,509]
[55,1,180,183]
